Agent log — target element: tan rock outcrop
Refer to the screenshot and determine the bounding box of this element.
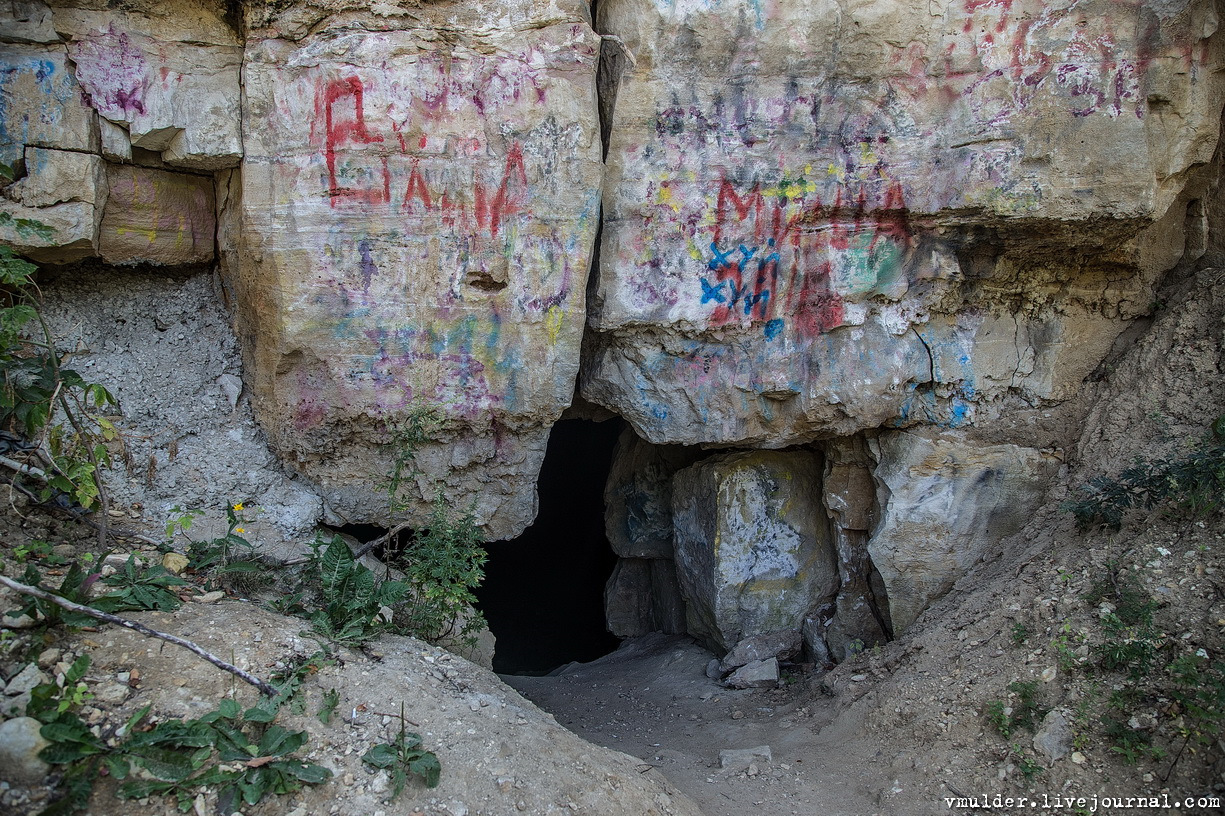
[227,0,603,537]
[868,428,1062,633]
[583,0,1225,447]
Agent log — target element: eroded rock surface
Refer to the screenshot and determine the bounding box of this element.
[868,429,1062,632]
[228,0,603,538]
[672,450,838,653]
[583,0,1225,447]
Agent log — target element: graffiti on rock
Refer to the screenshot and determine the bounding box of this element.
[245,29,600,426]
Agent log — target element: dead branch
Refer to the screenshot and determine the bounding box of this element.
[0,472,161,547]
[279,521,414,566]
[0,574,277,697]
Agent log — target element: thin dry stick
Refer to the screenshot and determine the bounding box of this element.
[0,574,277,697]
[279,522,412,566]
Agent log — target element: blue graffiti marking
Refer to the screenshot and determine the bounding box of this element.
[700,276,727,304]
[736,244,757,272]
[764,318,784,341]
[743,290,769,316]
[707,241,735,271]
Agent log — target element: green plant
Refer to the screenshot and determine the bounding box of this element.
[164,505,206,541]
[1102,715,1165,764]
[11,560,100,628]
[1164,653,1225,776]
[1010,621,1030,646]
[985,680,1046,738]
[91,555,187,614]
[383,407,442,510]
[1051,623,1083,673]
[37,687,331,814]
[387,493,487,644]
[318,688,340,725]
[181,503,271,594]
[1063,415,1225,529]
[0,195,118,512]
[1012,744,1044,780]
[377,409,488,645]
[260,650,335,718]
[23,655,93,722]
[11,539,56,564]
[361,704,441,798]
[309,534,410,645]
[1085,569,1162,681]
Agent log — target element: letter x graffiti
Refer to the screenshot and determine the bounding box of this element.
[700,277,727,304]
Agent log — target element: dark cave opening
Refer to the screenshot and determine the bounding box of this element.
[475,418,623,676]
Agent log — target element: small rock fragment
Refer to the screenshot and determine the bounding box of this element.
[0,716,52,785]
[718,630,801,673]
[719,745,772,772]
[162,552,190,575]
[724,658,779,689]
[1033,709,1072,761]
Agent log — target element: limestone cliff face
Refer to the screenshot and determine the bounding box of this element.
[3,0,1225,651]
[229,0,603,538]
[584,0,1224,447]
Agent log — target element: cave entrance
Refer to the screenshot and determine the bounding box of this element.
[475,418,623,675]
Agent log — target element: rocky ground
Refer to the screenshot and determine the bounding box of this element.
[1,493,1221,816]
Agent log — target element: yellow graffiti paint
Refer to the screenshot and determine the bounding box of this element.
[115,226,157,243]
[545,304,565,343]
[657,184,681,213]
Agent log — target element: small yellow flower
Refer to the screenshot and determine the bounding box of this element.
[235,527,246,534]
[232,502,244,512]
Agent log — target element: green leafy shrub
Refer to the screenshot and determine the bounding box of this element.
[38,697,331,815]
[378,409,488,645]
[985,680,1046,739]
[92,556,187,613]
[1064,416,1225,529]
[308,534,410,644]
[0,195,118,510]
[387,493,488,644]
[179,503,273,594]
[361,708,441,797]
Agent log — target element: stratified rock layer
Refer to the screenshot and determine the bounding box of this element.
[584,0,1225,447]
[229,0,603,537]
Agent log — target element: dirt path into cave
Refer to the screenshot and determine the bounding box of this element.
[506,635,896,816]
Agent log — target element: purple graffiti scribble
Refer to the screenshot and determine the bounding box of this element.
[68,25,149,118]
[357,237,377,294]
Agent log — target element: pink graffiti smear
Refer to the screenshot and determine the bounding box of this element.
[69,25,150,118]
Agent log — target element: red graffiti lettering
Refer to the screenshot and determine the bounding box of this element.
[324,77,387,207]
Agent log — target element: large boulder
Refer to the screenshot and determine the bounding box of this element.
[227,0,603,538]
[671,450,838,653]
[868,429,1061,633]
[582,0,1225,448]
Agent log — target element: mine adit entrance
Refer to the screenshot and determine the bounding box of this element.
[475,418,624,675]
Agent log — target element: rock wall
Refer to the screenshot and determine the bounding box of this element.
[583,0,1224,447]
[4,0,1225,660]
[226,0,603,538]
